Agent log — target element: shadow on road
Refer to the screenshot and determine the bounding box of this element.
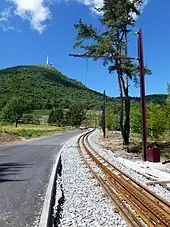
[0,162,33,183]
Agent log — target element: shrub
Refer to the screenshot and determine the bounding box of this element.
[106,107,120,131]
[48,108,64,126]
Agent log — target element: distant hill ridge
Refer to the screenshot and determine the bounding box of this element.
[2,64,57,72]
[0,64,167,111]
[0,64,105,110]
[1,64,87,88]
[115,94,167,105]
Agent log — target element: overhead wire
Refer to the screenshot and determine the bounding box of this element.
[85,58,88,85]
[84,15,103,86]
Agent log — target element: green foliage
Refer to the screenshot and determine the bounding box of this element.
[48,110,56,125]
[129,95,167,105]
[1,124,72,139]
[145,94,167,105]
[0,97,31,127]
[6,129,47,137]
[146,94,167,106]
[165,83,170,134]
[73,0,151,145]
[33,110,51,116]
[66,104,86,127]
[147,104,167,140]
[74,0,151,80]
[130,102,168,140]
[130,103,141,134]
[106,107,120,131]
[48,108,64,126]
[0,65,114,112]
[47,104,87,127]
[85,111,101,127]
[131,94,170,146]
[21,114,40,125]
[161,152,170,160]
[4,128,65,138]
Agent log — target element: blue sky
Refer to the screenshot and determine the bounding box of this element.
[0,0,169,97]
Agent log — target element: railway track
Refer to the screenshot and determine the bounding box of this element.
[78,130,170,227]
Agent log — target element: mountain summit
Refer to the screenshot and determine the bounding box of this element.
[0,65,104,110]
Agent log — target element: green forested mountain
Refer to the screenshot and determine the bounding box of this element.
[131,94,168,105]
[0,65,109,111]
[0,65,167,111]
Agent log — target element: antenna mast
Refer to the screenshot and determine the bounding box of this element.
[46,55,49,65]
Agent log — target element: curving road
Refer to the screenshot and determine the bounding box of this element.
[0,130,82,227]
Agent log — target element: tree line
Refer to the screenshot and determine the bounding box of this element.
[0,66,112,111]
[48,104,86,127]
[106,84,170,141]
[0,96,87,128]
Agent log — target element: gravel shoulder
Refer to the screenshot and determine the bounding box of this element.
[0,130,82,227]
[89,130,170,202]
[0,132,22,145]
[53,133,127,227]
[53,130,170,227]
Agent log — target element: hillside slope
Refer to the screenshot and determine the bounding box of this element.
[0,64,167,111]
[0,65,106,110]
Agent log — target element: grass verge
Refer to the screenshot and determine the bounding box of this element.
[0,124,72,143]
[161,150,170,160]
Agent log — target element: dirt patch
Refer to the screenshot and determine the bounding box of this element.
[98,130,142,160]
[0,132,21,145]
[98,130,170,161]
[100,131,123,151]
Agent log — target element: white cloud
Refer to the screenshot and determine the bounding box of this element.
[0,0,150,33]
[0,7,13,22]
[0,7,18,31]
[131,0,150,20]
[0,0,53,33]
[0,23,20,32]
[78,0,103,14]
[9,0,53,33]
[77,0,149,16]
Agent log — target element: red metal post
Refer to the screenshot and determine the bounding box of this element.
[138,28,147,161]
[102,90,106,138]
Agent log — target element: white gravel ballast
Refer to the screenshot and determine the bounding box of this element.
[53,134,127,227]
[89,130,170,203]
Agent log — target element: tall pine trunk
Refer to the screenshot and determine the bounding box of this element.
[122,32,130,146]
[117,69,130,146]
[117,70,124,141]
[15,113,18,128]
[120,98,124,140]
[15,120,18,128]
[123,96,130,145]
[119,97,130,146]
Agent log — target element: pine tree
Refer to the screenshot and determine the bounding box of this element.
[48,108,64,126]
[165,83,170,135]
[66,104,86,127]
[0,97,31,127]
[73,0,151,145]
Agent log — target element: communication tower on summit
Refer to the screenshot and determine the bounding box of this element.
[46,55,49,65]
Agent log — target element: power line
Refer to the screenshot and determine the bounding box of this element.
[85,58,88,85]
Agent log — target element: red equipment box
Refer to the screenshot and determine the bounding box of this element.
[147,148,160,162]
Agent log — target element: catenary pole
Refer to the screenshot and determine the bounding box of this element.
[138,28,147,161]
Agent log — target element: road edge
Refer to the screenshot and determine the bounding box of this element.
[39,146,63,227]
[39,131,88,227]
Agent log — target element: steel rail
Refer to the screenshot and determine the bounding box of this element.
[84,134,170,226]
[78,131,141,227]
[85,135,170,214]
[78,130,170,227]
[85,134,170,207]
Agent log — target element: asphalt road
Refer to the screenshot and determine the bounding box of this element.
[0,130,83,227]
